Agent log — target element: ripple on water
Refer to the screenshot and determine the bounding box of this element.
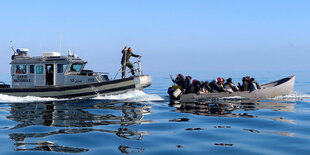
[0,88,309,154]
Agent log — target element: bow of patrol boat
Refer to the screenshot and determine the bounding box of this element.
[134,75,152,90]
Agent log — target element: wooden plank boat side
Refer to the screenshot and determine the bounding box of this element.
[180,75,295,101]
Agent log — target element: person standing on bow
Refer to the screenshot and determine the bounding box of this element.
[121,46,142,78]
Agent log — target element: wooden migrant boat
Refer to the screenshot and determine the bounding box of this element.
[170,75,295,101]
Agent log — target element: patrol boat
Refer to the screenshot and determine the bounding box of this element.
[0,48,152,98]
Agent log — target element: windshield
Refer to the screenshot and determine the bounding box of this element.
[70,63,83,72]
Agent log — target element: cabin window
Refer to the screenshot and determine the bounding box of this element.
[36,65,44,74]
[57,64,67,73]
[70,63,83,72]
[16,65,26,74]
[30,65,35,74]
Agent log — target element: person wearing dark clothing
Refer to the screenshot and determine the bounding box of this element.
[16,66,20,74]
[47,67,54,85]
[249,78,261,91]
[209,79,225,92]
[184,76,192,94]
[170,74,186,89]
[209,80,218,92]
[186,79,201,94]
[121,46,141,78]
[217,77,226,92]
[191,80,202,94]
[200,81,212,93]
[238,77,250,91]
[224,78,239,92]
[168,86,180,100]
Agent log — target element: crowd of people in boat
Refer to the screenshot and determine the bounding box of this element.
[168,74,261,95]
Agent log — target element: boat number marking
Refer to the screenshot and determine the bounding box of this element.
[70,79,82,83]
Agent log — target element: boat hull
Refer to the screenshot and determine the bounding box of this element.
[175,76,295,101]
[0,75,152,98]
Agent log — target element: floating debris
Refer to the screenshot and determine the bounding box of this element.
[243,129,260,133]
[169,118,190,122]
[215,143,233,146]
[185,128,204,131]
[214,126,231,128]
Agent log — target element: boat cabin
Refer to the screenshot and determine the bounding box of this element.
[10,48,109,88]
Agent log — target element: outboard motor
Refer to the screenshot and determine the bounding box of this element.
[168,85,182,100]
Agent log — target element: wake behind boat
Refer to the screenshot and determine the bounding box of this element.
[168,75,295,101]
[0,47,152,98]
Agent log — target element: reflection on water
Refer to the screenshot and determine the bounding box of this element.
[243,129,294,136]
[2,98,302,154]
[7,101,152,153]
[118,145,145,154]
[14,141,89,153]
[169,100,296,139]
[169,100,295,118]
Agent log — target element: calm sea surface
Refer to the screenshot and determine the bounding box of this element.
[0,71,310,155]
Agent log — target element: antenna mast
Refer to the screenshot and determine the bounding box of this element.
[10,40,16,54]
[59,34,62,53]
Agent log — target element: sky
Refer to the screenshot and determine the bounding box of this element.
[0,0,309,75]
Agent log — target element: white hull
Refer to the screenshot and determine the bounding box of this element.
[0,75,152,98]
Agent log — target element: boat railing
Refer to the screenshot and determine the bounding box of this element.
[113,59,143,80]
[0,81,10,88]
[80,71,110,76]
[67,71,109,76]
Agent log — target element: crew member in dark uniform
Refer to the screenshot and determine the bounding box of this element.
[47,67,54,85]
[121,46,141,78]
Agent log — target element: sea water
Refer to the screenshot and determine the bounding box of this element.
[0,71,310,154]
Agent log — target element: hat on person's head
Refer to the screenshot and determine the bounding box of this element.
[217,77,223,83]
[227,78,232,83]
